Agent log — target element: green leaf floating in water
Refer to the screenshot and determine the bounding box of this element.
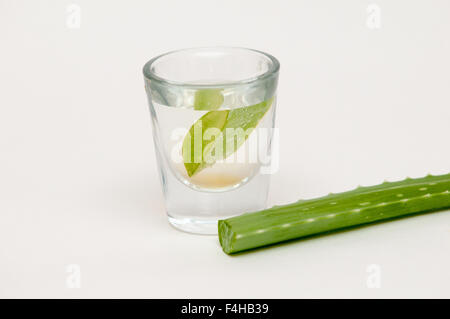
[193,89,224,110]
[182,95,274,177]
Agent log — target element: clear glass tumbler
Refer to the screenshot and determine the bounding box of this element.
[143,47,280,234]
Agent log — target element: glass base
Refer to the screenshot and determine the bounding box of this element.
[161,168,270,235]
[168,215,220,235]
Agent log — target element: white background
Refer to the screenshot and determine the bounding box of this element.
[1,0,449,298]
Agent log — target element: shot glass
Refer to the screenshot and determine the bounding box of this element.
[143,47,280,234]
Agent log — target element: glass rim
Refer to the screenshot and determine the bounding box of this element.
[142,46,280,89]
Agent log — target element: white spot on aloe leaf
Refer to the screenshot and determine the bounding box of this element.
[360,202,370,206]
[419,187,427,191]
[397,194,403,197]
[400,198,409,202]
[305,218,315,223]
[423,193,432,198]
[352,209,361,213]
[377,202,387,206]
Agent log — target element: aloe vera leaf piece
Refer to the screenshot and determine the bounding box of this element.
[218,173,450,254]
[182,97,273,177]
[193,89,224,110]
[182,110,229,177]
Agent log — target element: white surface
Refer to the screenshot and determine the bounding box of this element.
[0,0,449,298]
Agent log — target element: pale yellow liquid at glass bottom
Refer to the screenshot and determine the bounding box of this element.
[174,161,258,190]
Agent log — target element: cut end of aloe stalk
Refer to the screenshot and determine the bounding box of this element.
[218,220,235,254]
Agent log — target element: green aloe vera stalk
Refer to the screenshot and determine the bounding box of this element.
[218,173,450,254]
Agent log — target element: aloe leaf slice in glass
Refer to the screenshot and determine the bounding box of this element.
[193,89,224,110]
[182,93,273,177]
